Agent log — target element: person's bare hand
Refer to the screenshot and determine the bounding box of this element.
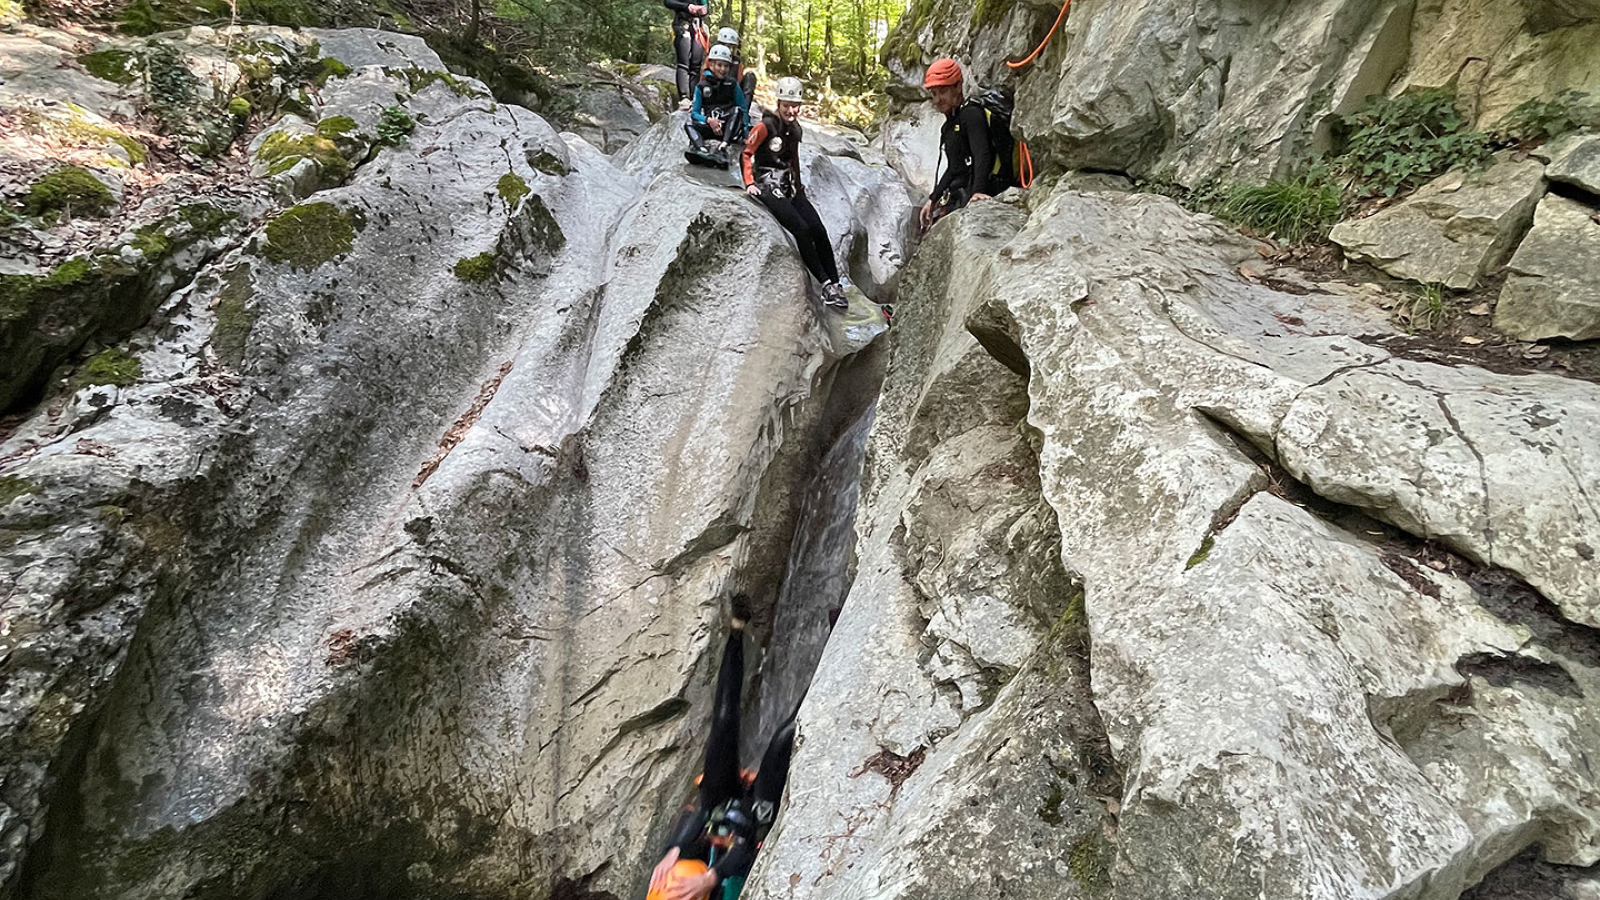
[746,184,760,196]
[971,192,992,202]
[664,869,718,900]
[649,848,679,895]
[689,4,707,13]
[918,199,934,230]
[708,116,723,130]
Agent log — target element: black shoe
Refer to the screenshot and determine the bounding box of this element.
[729,593,752,629]
[823,282,848,309]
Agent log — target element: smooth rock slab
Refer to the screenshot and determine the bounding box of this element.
[1330,154,1547,290]
[1493,193,1600,340]
[1546,133,1600,196]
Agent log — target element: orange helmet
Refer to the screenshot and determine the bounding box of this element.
[647,860,713,900]
[923,57,963,88]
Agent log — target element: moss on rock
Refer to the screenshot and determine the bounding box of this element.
[389,67,488,99]
[1067,830,1111,892]
[497,172,531,207]
[75,348,143,388]
[79,49,140,85]
[0,475,40,508]
[452,252,498,282]
[262,202,360,271]
[527,149,570,176]
[256,130,352,181]
[210,265,256,365]
[315,115,359,139]
[24,167,115,219]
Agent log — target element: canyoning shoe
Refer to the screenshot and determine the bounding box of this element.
[822,282,849,309]
[877,302,894,322]
[729,593,753,629]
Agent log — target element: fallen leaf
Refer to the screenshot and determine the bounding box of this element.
[1459,335,1485,345]
[1238,264,1263,280]
[1427,560,1447,571]
[1466,302,1491,316]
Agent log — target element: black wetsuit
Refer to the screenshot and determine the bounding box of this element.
[663,628,798,886]
[663,0,708,101]
[931,100,1014,216]
[742,112,839,286]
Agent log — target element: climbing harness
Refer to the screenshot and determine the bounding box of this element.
[1006,0,1072,69]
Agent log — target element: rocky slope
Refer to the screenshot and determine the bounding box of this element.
[0,22,910,900]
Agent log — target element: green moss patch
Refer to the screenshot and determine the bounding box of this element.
[31,109,149,165]
[1067,831,1111,892]
[211,265,256,365]
[262,202,360,271]
[79,49,140,84]
[307,56,352,86]
[0,475,40,508]
[497,172,531,207]
[24,167,115,219]
[256,130,352,182]
[389,67,488,99]
[527,149,570,176]
[75,348,143,388]
[452,252,498,282]
[315,115,358,139]
[1185,534,1215,570]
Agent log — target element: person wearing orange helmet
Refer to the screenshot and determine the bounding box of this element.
[919,57,1014,232]
[647,595,799,900]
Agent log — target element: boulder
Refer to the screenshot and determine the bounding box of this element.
[1519,0,1600,30]
[1330,154,1547,290]
[0,29,910,900]
[567,82,654,153]
[1546,132,1600,196]
[1493,192,1600,340]
[876,100,944,197]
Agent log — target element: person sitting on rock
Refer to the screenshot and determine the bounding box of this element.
[648,594,798,900]
[716,26,758,98]
[664,0,710,106]
[685,44,751,168]
[741,76,849,310]
[919,56,1015,233]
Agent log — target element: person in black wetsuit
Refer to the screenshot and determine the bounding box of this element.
[648,595,798,900]
[685,44,751,167]
[741,76,848,310]
[918,57,1014,234]
[715,26,757,98]
[663,0,710,103]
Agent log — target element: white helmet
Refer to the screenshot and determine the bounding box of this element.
[708,43,734,64]
[717,27,740,46]
[775,76,804,103]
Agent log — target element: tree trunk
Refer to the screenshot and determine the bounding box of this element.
[465,0,481,43]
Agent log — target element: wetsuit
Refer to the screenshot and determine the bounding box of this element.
[664,0,708,101]
[729,49,756,98]
[663,628,798,895]
[742,112,840,287]
[930,100,1014,219]
[688,70,750,146]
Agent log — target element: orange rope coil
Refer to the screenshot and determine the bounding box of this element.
[1007,0,1072,69]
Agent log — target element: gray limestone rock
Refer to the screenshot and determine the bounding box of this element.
[1330,154,1548,290]
[1546,133,1600,197]
[1493,193,1600,341]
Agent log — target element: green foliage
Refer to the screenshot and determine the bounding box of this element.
[1185,534,1214,570]
[453,252,499,282]
[1493,91,1595,145]
[0,0,23,25]
[24,167,115,219]
[1398,282,1448,332]
[256,130,352,181]
[1335,89,1491,198]
[262,203,360,270]
[307,56,352,85]
[75,348,144,388]
[315,115,359,139]
[141,40,200,130]
[0,475,40,508]
[377,106,416,146]
[497,172,531,206]
[228,96,252,118]
[1217,173,1343,244]
[79,49,140,84]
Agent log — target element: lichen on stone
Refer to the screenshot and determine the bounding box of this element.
[452,252,499,283]
[256,130,352,181]
[262,202,360,271]
[75,348,143,388]
[497,172,531,207]
[210,265,256,365]
[24,167,115,219]
[1067,830,1111,892]
[0,475,40,508]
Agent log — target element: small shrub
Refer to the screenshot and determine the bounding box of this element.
[376,106,416,147]
[141,40,199,131]
[1218,174,1343,244]
[1397,282,1447,332]
[1493,91,1594,145]
[453,252,498,282]
[24,166,115,219]
[1335,89,1491,197]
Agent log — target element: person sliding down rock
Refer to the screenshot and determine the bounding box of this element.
[648,595,798,900]
[685,44,751,169]
[664,0,710,106]
[918,57,1018,234]
[740,77,849,310]
[716,27,758,98]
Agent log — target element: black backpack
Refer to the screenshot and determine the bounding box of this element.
[970,88,1020,190]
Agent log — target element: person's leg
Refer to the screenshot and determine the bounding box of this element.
[793,195,840,283]
[699,603,749,810]
[750,706,799,812]
[759,193,832,286]
[674,23,694,101]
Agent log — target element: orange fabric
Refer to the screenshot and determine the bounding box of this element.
[1017,141,1035,187]
[1007,0,1072,69]
[741,121,768,187]
[923,57,963,88]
